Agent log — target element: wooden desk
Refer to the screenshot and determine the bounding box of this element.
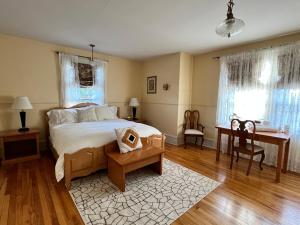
[215,124,291,182]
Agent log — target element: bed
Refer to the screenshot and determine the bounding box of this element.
[46,103,165,189]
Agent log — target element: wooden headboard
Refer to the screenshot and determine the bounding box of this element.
[69,102,98,109]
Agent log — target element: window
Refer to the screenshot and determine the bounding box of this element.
[78,63,94,87]
[227,57,257,86]
[216,43,300,173]
[77,62,98,101]
[277,53,300,87]
[59,53,106,107]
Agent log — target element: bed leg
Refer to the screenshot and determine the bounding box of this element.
[65,179,71,190]
[64,154,72,190]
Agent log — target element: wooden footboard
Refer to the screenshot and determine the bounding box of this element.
[63,134,165,190]
[64,146,108,190]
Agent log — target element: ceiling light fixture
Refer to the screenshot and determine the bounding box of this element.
[216,0,245,38]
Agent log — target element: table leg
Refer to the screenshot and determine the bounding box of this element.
[151,154,163,175]
[108,159,125,192]
[276,142,284,182]
[282,138,290,173]
[227,135,231,155]
[216,129,221,161]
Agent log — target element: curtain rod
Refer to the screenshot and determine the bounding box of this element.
[212,41,300,60]
[55,51,109,62]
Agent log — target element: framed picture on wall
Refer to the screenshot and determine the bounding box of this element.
[147,76,157,94]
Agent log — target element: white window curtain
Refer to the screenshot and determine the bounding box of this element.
[59,53,106,107]
[216,43,300,173]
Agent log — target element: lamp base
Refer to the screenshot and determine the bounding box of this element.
[18,111,29,132]
[132,107,137,120]
[18,127,29,132]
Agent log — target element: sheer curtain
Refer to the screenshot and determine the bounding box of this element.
[216,43,300,173]
[93,60,106,105]
[59,53,106,107]
[59,53,79,107]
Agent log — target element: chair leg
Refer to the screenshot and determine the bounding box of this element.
[195,137,197,145]
[247,156,254,176]
[200,136,204,150]
[259,152,265,170]
[184,135,187,149]
[236,152,239,163]
[230,150,234,169]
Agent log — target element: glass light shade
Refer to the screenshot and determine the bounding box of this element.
[129,97,139,107]
[11,96,33,110]
[216,18,245,38]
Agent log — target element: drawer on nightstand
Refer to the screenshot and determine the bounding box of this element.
[2,133,36,142]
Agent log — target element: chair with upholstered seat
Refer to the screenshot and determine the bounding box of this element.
[230,119,265,176]
[183,110,205,149]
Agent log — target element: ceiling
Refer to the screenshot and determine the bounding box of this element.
[0,0,299,60]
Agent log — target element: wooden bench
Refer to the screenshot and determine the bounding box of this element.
[106,145,165,192]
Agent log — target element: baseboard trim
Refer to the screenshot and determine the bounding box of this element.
[202,138,216,149]
[165,134,180,145]
[186,137,216,149]
[165,134,216,149]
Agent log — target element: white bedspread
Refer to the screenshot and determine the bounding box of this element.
[50,119,161,182]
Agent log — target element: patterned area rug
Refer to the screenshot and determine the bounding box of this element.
[69,159,220,225]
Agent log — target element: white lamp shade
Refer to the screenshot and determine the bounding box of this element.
[11,96,33,110]
[129,98,139,107]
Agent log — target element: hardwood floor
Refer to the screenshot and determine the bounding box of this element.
[0,153,84,225]
[1,144,300,225]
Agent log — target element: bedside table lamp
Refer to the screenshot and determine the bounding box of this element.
[129,97,139,120]
[11,96,33,132]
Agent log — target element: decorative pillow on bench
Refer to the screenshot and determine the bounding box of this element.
[115,127,142,153]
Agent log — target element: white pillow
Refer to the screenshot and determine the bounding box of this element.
[115,127,142,153]
[47,109,77,126]
[77,107,98,122]
[95,106,118,120]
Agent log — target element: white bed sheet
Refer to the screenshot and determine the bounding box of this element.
[50,119,161,182]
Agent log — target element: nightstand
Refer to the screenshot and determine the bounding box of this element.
[0,129,40,165]
[122,118,147,124]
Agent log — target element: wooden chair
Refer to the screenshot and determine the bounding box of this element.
[183,110,205,149]
[230,119,265,176]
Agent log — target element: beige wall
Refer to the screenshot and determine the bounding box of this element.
[177,53,193,137]
[0,33,142,147]
[141,52,192,144]
[192,32,300,145]
[141,53,180,140]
